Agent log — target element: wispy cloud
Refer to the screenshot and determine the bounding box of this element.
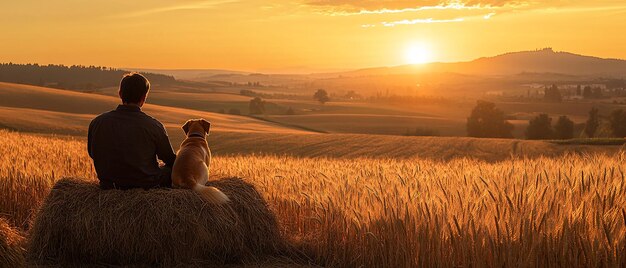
[307,1,529,16]
[117,0,239,18]
[381,17,465,26]
[534,4,626,14]
[329,3,493,16]
[483,12,496,19]
[361,11,501,28]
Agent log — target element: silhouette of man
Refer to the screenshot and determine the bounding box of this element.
[88,73,176,189]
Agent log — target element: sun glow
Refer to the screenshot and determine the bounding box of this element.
[405,43,434,64]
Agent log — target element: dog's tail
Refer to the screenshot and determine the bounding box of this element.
[192,184,230,204]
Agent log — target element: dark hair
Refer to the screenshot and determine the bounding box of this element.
[119,73,150,104]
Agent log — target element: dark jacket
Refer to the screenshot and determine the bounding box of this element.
[88,104,176,189]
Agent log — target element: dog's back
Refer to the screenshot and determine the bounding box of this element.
[172,136,229,204]
[172,139,208,187]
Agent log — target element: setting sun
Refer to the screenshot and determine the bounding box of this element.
[405,43,434,65]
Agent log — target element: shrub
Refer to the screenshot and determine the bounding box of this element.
[584,107,600,138]
[526,114,553,140]
[313,89,330,104]
[249,97,265,115]
[609,109,626,137]
[554,116,574,140]
[466,100,514,138]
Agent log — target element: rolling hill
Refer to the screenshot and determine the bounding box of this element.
[0,82,622,161]
[0,82,311,139]
[344,48,626,77]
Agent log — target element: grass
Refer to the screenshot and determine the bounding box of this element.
[549,138,626,146]
[0,131,95,228]
[215,154,626,267]
[1,129,625,266]
[207,131,624,161]
[248,115,327,134]
[0,217,25,267]
[266,114,461,136]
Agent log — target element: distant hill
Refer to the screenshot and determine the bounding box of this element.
[126,68,251,81]
[344,48,626,78]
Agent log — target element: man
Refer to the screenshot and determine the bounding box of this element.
[88,73,176,190]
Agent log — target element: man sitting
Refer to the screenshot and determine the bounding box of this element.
[88,73,176,189]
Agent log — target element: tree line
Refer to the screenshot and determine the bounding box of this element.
[467,101,626,139]
[0,63,176,91]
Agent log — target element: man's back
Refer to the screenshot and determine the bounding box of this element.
[88,104,176,189]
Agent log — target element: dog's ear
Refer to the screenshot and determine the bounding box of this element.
[200,119,211,134]
[182,120,192,134]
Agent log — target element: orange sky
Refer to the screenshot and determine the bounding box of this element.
[1,0,625,72]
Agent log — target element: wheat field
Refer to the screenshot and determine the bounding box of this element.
[0,129,625,266]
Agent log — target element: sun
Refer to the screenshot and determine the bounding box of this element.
[405,43,434,64]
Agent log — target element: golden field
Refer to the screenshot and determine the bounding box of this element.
[1,129,625,266]
[0,82,309,136]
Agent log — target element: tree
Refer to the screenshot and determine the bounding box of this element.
[554,116,574,140]
[609,109,626,137]
[344,90,362,100]
[584,107,600,138]
[583,86,593,99]
[544,85,562,102]
[285,107,295,115]
[313,89,330,104]
[593,88,603,98]
[249,97,265,115]
[466,101,514,138]
[526,114,553,140]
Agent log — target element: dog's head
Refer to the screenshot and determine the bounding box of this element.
[182,119,211,136]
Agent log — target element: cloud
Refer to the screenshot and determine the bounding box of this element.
[483,12,496,19]
[381,17,465,26]
[315,1,626,28]
[307,0,530,15]
[117,0,239,18]
[362,12,501,27]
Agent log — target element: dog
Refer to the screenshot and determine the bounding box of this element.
[172,119,229,204]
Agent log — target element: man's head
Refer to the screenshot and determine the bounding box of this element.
[119,73,150,106]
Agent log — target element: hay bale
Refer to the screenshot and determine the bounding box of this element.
[0,217,26,267]
[27,177,287,266]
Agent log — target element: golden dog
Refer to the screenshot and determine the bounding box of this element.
[172,119,229,204]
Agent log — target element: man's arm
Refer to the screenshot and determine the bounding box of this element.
[87,120,94,159]
[156,123,176,167]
